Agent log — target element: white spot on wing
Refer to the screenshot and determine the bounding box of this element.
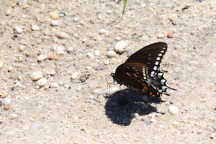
[161,79,166,85]
[155,61,159,65]
[153,66,158,70]
[158,53,163,57]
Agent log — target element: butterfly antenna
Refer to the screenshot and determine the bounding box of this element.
[167,86,177,91]
[105,77,112,95]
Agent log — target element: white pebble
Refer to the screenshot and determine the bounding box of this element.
[50,20,59,26]
[45,68,56,75]
[4,98,11,105]
[114,40,127,53]
[14,26,23,33]
[55,45,65,55]
[141,3,146,7]
[50,82,59,88]
[87,53,94,58]
[8,113,18,120]
[106,51,117,58]
[200,97,207,102]
[99,29,107,35]
[168,105,179,114]
[36,78,47,87]
[31,71,43,81]
[66,47,73,53]
[37,54,47,61]
[55,32,70,39]
[73,16,79,22]
[71,72,80,80]
[94,50,100,56]
[157,33,165,38]
[31,25,40,31]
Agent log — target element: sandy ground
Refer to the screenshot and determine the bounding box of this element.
[0,0,216,144]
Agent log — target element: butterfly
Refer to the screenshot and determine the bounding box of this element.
[111,42,175,97]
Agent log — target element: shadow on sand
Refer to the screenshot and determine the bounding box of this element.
[105,89,164,126]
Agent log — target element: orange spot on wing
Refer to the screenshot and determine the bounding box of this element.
[143,87,148,93]
[149,92,153,96]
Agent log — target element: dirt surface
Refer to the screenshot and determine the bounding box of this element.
[0,0,216,144]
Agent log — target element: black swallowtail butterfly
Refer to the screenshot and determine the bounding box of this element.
[111,42,174,97]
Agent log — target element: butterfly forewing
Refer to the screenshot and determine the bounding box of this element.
[126,42,167,75]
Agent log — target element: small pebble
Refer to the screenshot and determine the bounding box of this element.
[141,3,146,7]
[51,20,59,26]
[31,25,40,31]
[87,53,94,58]
[4,98,11,105]
[8,113,18,120]
[11,3,17,8]
[5,9,12,16]
[200,97,207,102]
[0,90,8,98]
[14,26,23,33]
[167,33,174,38]
[71,72,80,80]
[37,55,47,61]
[48,55,55,60]
[157,33,165,39]
[66,47,73,53]
[31,71,43,81]
[36,78,48,87]
[79,73,90,82]
[50,82,59,88]
[49,12,59,20]
[3,105,10,111]
[59,12,66,17]
[168,105,179,114]
[94,50,100,56]
[22,4,29,9]
[0,61,4,70]
[114,40,127,53]
[99,29,107,35]
[55,32,70,39]
[106,51,117,58]
[45,68,56,75]
[55,45,65,55]
[73,16,79,22]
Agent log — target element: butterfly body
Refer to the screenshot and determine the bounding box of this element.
[111,42,172,97]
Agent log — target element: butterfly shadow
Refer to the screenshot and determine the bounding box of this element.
[105,88,164,126]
